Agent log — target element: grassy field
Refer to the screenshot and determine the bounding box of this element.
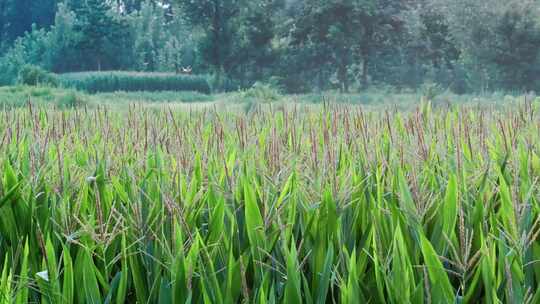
[0,84,532,109]
[0,86,216,108]
[0,90,539,303]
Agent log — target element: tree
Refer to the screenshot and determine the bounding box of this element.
[132,0,166,71]
[116,0,144,13]
[287,0,356,92]
[397,0,461,90]
[31,0,58,29]
[3,0,32,45]
[129,1,195,72]
[0,0,8,51]
[491,2,540,90]
[433,0,540,92]
[43,3,80,73]
[68,0,126,70]
[287,0,405,92]
[0,0,57,48]
[158,3,196,72]
[177,0,245,87]
[0,26,50,84]
[228,0,281,86]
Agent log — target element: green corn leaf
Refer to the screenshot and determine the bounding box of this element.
[497,169,517,240]
[244,180,266,282]
[129,254,148,304]
[315,246,333,304]
[0,255,12,304]
[276,172,295,209]
[0,182,20,210]
[397,169,420,229]
[116,235,128,304]
[14,240,29,304]
[207,188,225,245]
[390,225,414,303]
[432,174,458,254]
[284,242,302,304]
[419,233,455,303]
[77,249,101,304]
[62,245,74,304]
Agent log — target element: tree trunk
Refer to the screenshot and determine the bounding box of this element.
[214,65,225,92]
[337,62,349,93]
[317,69,324,93]
[359,27,372,89]
[361,57,368,89]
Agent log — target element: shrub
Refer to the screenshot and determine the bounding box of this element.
[208,74,241,92]
[58,71,211,94]
[240,82,282,103]
[0,86,90,108]
[0,56,21,86]
[420,81,443,101]
[29,87,54,98]
[17,65,59,87]
[56,91,86,108]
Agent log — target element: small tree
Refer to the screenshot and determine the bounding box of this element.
[43,3,80,73]
[68,0,125,70]
[177,0,245,87]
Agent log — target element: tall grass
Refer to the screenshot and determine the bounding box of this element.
[0,86,87,108]
[0,101,539,303]
[58,71,211,94]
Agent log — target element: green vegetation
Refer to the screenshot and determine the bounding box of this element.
[239,82,282,103]
[58,72,211,94]
[0,84,532,110]
[94,91,215,104]
[17,65,59,87]
[0,86,220,109]
[0,101,539,302]
[0,86,87,108]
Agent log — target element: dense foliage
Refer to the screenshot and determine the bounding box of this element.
[0,102,539,302]
[58,71,211,93]
[1,0,540,93]
[17,65,59,87]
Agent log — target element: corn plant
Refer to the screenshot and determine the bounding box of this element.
[59,72,211,94]
[0,101,539,303]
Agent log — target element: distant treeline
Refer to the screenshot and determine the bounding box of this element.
[1,0,539,93]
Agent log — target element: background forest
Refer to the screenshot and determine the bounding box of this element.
[1,0,540,94]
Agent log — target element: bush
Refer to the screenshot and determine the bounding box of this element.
[0,56,21,86]
[420,81,443,101]
[58,71,211,94]
[208,74,242,92]
[240,82,282,103]
[56,91,86,108]
[0,86,87,108]
[17,65,59,87]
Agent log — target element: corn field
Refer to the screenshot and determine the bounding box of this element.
[0,101,540,303]
[58,72,211,94]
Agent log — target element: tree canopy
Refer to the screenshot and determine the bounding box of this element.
[1,0,540,93]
